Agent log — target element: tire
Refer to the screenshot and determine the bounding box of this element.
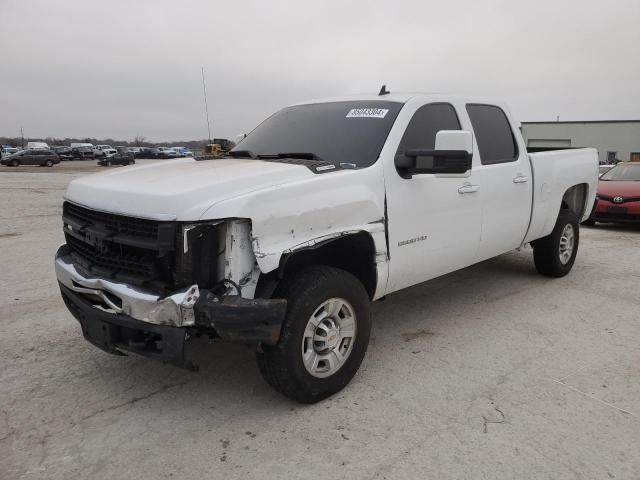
[532,209,579,277]
[11,160,19,167]
[257,265,371,403]
[106,161,112,167]
[45,160,53,167]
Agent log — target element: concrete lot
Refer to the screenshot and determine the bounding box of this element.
[1,162,639,479]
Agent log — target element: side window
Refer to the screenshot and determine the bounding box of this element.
[466,104,518,164]
[396,103,461,158]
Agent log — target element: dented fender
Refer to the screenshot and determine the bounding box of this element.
[198,163,390,297]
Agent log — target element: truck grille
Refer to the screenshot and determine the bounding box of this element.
[62,202,177,287]
[64,202,159,238]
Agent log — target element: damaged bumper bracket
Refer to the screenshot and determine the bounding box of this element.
[194,291,287,345]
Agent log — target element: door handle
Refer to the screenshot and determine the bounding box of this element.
[458,183,479,194]
[513,175,529,183]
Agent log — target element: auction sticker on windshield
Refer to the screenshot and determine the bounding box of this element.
[346,108,389,119]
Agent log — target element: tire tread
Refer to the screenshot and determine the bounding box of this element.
[257,265,370,403]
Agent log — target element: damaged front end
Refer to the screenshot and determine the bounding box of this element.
[55,203,286,370]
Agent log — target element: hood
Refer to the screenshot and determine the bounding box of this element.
[597,180,640,198]
[65,158,314,220]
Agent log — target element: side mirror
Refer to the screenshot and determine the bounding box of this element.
[395,130,473,177]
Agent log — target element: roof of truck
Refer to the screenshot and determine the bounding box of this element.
[293,93,507,107]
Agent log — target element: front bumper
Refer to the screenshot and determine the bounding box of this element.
[591,199,640,224]
[55,245,287,368]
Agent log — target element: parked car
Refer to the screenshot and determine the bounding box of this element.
[70,147,95,160]
[70,143,94,149]
[55,93,598,403]
[97,149,135,167]
[1,146,19,159]
[135,147,150,158]
[585,162,640,225]
[165,149,186,158]
[93,145,117,158]
[2,149,60,167]
[171,146,194,157]
[156,146,176,158]
[136,147,165,159]
[53,146,74,160]
[26,141,49,150]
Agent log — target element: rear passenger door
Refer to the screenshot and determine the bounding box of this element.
[467,104,533,261]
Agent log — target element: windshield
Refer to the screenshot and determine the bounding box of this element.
[232,101,404,168]
[600,163,640,181]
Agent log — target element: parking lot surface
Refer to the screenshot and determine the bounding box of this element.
[1,164,639,479]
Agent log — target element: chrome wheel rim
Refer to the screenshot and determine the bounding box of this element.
[559,224,575,264]
[301,298,356,378]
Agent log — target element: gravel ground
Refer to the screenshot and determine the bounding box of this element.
[1,164,639,479]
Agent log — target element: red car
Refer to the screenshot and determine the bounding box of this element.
[587,163,640,224]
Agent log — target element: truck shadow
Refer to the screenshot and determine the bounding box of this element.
[79,250,550,409]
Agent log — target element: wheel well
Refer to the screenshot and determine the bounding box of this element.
[257,232,378,300]
[561,183,589,217]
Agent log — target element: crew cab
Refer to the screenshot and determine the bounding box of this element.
[54,93,599,403]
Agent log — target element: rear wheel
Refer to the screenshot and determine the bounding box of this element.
[532,209,579,277]
[45,159,53,167]
[257,265,371,403]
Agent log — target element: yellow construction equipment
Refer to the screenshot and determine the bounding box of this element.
[204,138,234,157]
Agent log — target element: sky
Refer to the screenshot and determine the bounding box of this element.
[1,0,639,142]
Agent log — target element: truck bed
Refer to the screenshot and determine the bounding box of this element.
[523,148,599,244]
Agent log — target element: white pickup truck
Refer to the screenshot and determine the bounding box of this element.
[55,93,598,403]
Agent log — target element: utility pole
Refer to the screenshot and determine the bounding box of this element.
[20,127,24,148]
[201,67,212,144]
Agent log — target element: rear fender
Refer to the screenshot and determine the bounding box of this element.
[524,148,598,244]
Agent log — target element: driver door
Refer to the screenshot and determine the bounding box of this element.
[385,102,482,293]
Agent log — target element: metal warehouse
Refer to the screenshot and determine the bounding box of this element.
[521,120,640,164]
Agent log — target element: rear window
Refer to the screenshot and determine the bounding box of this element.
[466,104,518,164]
[232,101,404,168]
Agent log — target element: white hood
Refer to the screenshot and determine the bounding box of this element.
[64,158,314,221]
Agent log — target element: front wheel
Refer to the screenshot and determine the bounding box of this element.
[532,209,579,277]
[257,265,371,403]
[11,160,19,167]
[45,159,54,167]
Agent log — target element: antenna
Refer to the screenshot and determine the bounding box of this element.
[201,67,212,143]
[378,85,390,96]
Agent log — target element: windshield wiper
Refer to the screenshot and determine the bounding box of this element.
[257,152,324,161]
[227,150,256,159]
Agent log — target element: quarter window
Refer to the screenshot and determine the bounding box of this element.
[466,104,518,164]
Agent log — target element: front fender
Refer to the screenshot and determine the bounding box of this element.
[199,164,388,274]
